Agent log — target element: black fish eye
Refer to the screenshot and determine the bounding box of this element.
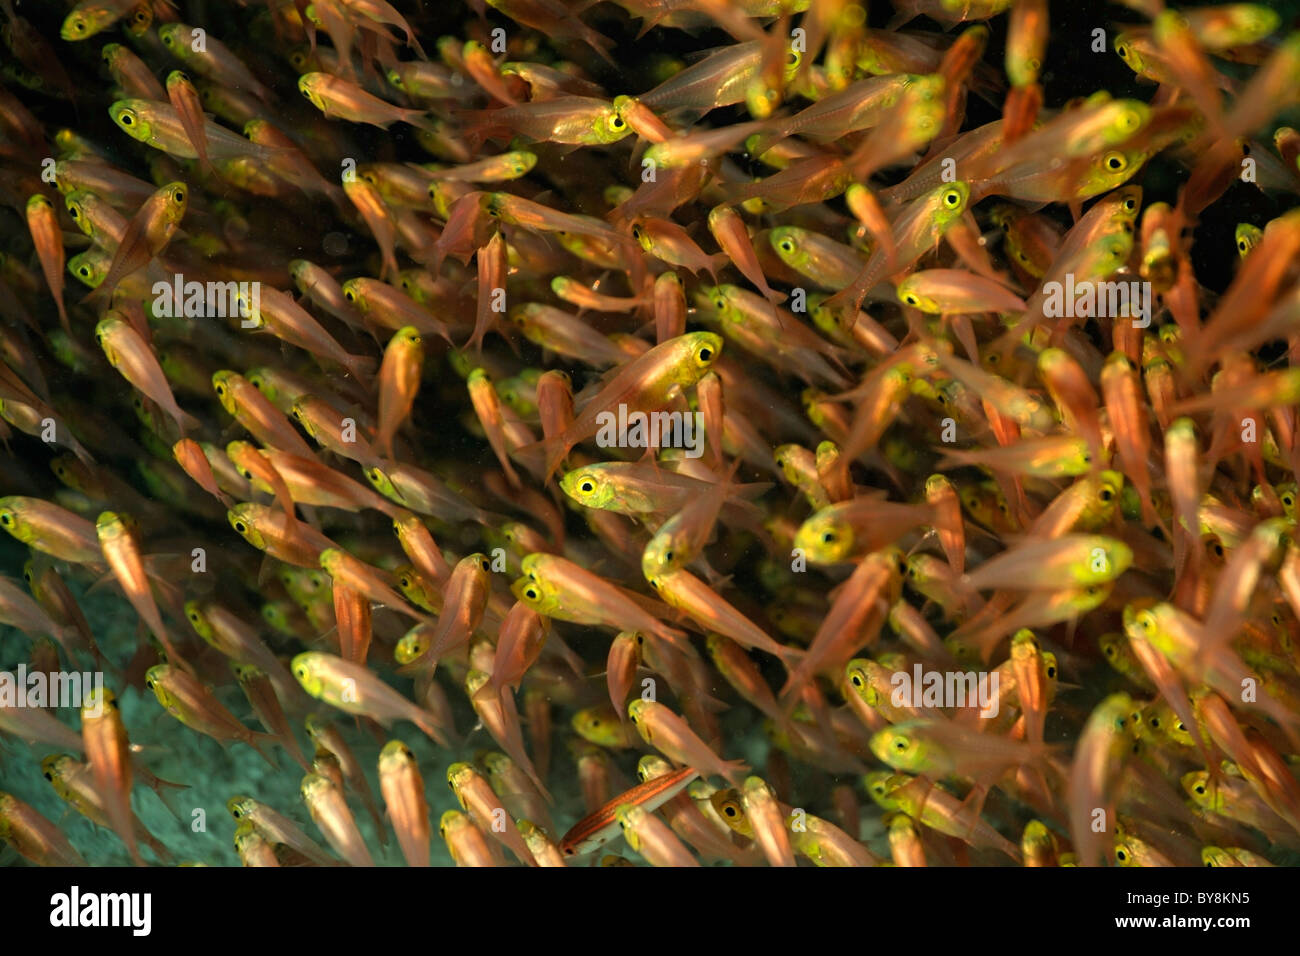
[1100,488,1113,501]
[121,113,133,125]
[1046,665,1056,678]
[610,115,624,128]
[822,531,836,544]
[215,384,226,395]
[525,586,538,600]
[234,520,247,533]
[44,771,53,781]
[779,238,794,253]
[850,673,863,687]
[302,87,314,99]
[698,347,713,362]
[580,480,594,493]
[174,189,185,203]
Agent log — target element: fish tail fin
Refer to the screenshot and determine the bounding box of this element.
[414,710,452,749]
[248,731,281,769]
[721,759,750,787]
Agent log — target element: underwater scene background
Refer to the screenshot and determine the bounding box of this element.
[2,0,1300,868]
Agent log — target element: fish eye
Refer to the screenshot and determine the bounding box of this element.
[173,189,185,204]
[610,115,625,129]
[1100,487,1114,501]
[1,511,13,527]
[821,531,836,544]
[903,293,919,306]
[942,188,961,207]
[78,265,91,277]
[1103,152,1126,171]
[579,478,595,493]
[664,549,674,562]
[1283,493,1294,506]
[893,737,908,751]
[778,237,795,254]
[234,520,248,534]
[188,609,201,622]
[697,346,714,363]
[44,770,54,781]
[849,671,863,687]
[302,87,314,100]
[524,586,539,600]
[344,288,356,301]
[1124,197,1136,211]
[1149,716,1160,728]
[479,558,490,571]
[1115,848,1128,862]
[1194,783,1205,795]
[1103,643,1116,658]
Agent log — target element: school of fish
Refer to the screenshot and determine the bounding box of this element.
[0,0,1298,867]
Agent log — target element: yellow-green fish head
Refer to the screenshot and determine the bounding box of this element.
[228,504,268,550]
[793,508,855,564]
[108,100,153,144]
